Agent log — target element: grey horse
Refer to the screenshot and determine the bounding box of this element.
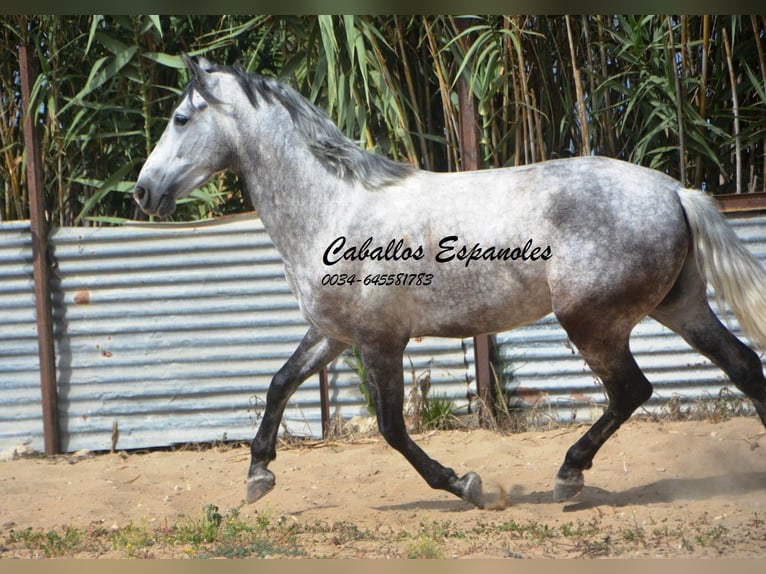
[134,56,766,509]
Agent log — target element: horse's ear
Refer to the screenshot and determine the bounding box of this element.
[182,53,208,80]
[182,53,219,99]
[197,56,213,71]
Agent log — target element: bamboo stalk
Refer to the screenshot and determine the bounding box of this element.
[581,16,598,153]
[695,15,710,188]
[667,16,686,186]
[500,17,514,166]
[394,17,427,169]
[510,50,523,166]
[365,25,415,164]
[565,15,590,156]
[512,16,535,163]
[597,16,617,157]
[722,26,742,193]
[420,38,436,170]
[423,16,458,170]
[531,90,546,161]
[751,15,766,192]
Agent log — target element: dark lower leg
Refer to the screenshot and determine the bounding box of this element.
[686,324,766,427]
[247,327,347,503]
[554,408,630,501]
[362,343,484,507]
[654,300,766,428]
[553,345,653,501]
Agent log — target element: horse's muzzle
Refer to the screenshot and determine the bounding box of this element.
[134,184,175,217]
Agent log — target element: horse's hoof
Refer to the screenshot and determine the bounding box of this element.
[553,471,584,502]
[246,467,276,504]
[457,471,484,508]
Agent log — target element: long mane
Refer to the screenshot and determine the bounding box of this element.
[187,62,416,190]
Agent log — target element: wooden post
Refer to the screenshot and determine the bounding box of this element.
[20,44,60,455]
[319,367,330,439]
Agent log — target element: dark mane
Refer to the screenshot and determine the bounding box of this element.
[190,63,416,190]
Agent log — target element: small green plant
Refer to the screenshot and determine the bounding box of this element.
[560,520,601,539]
[202,503,223,542]
[404,358,461,431]
[406,535,444,559]
[621,514,647,547]
[695,525,730,546]
[347,346,375,415]
[109,522,156,558]
[7,526,84,558]
[420,394,458,430]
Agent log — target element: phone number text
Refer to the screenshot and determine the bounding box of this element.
[321,273,434,287]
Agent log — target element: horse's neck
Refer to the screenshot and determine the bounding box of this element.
[238,122,348,262]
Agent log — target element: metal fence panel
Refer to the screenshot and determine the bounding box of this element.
[0,221,44,452]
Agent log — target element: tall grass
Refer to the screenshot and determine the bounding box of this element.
[2,15,764,226]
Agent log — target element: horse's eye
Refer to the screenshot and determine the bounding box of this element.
[174,114,189,127]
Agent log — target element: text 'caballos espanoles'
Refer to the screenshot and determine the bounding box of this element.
[322,235,552,268]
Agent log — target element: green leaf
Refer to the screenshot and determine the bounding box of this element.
[85,15,102,55]
[148,15,163,38]
[75,159,141,223]
[318,16,338,114]
[95,31,129,56]
[744,64,766,106]
[142,52,185,69]
[61,46,138,114]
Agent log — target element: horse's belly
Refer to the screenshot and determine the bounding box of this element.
[410,271,553,338]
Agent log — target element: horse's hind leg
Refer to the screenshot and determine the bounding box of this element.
[358,340,484,507]
[247,326,348,503]
[651,263,766,427]
[552,313,654,501]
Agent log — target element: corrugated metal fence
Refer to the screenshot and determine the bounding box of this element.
[1,210,765,453]
[0,221,41,449]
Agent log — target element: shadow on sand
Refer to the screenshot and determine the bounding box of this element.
[374,470,766,513]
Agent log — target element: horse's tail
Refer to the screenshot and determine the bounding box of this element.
[677,187,766,349]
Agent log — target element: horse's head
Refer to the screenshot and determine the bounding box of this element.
[134,55,239,217]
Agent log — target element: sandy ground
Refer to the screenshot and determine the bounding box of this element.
[2,416,766,558]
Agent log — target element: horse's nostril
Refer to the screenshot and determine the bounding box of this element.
[134,185,148,205]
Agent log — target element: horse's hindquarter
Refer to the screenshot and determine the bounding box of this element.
[541,158,690,327]
[290,157,690,343]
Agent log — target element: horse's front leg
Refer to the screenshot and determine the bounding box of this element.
[247,326,348,503]
[359,341,485,508]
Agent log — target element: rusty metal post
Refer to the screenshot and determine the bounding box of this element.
[319,367,330,439]
[454,18,495,416]
[20,44,60,454]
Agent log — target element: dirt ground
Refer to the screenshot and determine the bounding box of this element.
[2,416,766,558]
